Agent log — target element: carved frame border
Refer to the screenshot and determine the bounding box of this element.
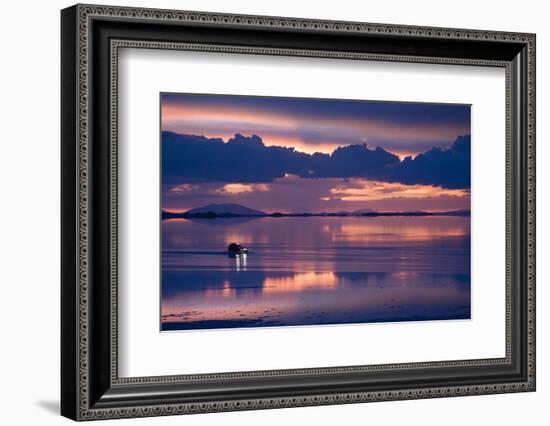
[62,3,535,421]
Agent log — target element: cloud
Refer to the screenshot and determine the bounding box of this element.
[388,135,471,189]
[162,132,470,189]
[217,183,270,194]
[161,93,471,155]
[169,183,199,193]
[329,179,469,201]
[162,175,470,213]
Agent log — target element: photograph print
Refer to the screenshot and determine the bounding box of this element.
[160,93,471,331]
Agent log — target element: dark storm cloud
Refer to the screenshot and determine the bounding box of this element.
[162,132,471,189]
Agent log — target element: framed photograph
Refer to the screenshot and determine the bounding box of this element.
[61,4,536,421]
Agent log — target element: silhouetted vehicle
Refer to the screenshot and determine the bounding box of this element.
[227,243,248,256]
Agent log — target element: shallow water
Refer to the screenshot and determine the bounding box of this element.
[161,216,470,330]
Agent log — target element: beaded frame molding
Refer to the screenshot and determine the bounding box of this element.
[61,4,536,421]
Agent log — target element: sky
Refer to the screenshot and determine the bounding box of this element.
[161,93,471,213]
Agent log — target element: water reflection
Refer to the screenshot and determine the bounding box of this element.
[161,216,470,330]
[234,253,248,271]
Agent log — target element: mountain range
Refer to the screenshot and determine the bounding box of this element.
[162,203,470,219]
[185,203,265,216]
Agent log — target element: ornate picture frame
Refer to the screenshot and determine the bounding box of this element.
[61,4,535,421]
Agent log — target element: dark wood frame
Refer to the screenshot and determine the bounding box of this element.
[61,4,536,421]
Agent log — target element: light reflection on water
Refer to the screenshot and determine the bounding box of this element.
[161,216,470,330]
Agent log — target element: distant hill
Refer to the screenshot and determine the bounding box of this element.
[435,209,470,217]
[185,203,266,216]
[353,208,376,214]
[359,209,470,217]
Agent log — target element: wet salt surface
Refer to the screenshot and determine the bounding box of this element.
[161,216,471,331]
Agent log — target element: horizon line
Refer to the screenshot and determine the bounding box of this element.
[161,207,471,216]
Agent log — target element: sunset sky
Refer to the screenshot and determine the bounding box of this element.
[161,93,471,213]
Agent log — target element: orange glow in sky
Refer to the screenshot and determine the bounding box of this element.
[329,179,469,203]
[161,102,469,156]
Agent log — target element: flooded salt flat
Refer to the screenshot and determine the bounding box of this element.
[161,216,471,331]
